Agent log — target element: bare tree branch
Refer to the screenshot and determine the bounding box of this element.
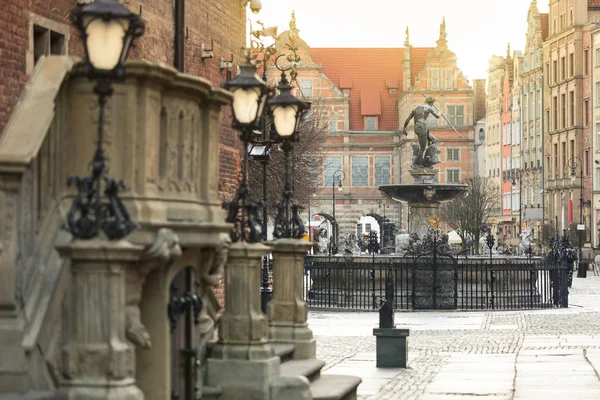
[248,102,328,218]
[440,176,499,253]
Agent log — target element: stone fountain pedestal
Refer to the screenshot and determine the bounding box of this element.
[380,170,468,236]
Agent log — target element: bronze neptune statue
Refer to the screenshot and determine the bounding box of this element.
[402,97,441,169]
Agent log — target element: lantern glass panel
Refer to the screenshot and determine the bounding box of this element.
[272,105,298,137]
[232,87,263,124]
[84,16,129,71]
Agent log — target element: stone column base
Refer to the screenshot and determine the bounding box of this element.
[57,380,143,400]
[373,328,410,368]
[206,357,280,400]
[269,325,316,360]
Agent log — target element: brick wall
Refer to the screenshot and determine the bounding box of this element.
[0,0,248,306]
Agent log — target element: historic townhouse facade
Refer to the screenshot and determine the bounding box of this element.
[543,0,600,239]
[518,1,548,240]
[486,54,507,232]
[501,49,516,236]
[590,19,600,246]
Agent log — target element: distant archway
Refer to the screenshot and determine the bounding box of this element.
[313,212,338,253]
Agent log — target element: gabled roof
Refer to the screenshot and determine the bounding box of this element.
[309,47,432,131]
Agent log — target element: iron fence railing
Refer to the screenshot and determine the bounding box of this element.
[303,256,570,311]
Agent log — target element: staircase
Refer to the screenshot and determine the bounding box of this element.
[273,343,361,400]
[203,342,361,400]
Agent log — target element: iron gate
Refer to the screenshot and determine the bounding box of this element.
[168,267,202,400]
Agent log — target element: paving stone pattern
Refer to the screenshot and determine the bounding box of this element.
[311,276,600,399]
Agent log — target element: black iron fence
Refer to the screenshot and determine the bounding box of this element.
[303,256,570,311]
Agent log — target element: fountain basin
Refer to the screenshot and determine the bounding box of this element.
[379,184,468,204]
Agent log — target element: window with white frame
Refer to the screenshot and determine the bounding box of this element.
[447,168,460,183]
[352,156,369,186]
[446,148,459,161]
[365,117,378,131]
[300,79,313,97]
[431,69,439,89]
[329,121,337,133]
[596,48,600,67]
[374,156,390,186]
[324,156,342,186]
[445,69,452,89]
[447,105,464,126]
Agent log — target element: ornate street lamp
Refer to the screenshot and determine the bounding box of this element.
[65,0,144,240]
[223,59,269,243]
[511,169,522,236]
[270,72,307,239]
[71,0,145,80]
[331,170,345,255]
[568,156,584,262]
[224,61,270,136]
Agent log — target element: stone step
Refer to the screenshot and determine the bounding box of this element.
[202,385,223,400]
[270,342,296,363]
[309,374,362,400]
[0,392,56,400]
[280,358,326,382]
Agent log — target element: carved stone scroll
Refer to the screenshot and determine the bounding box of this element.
[126,228,182,348]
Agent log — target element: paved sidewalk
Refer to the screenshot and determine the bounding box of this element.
[309,275,600,399]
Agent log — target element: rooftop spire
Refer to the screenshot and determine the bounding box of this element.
[290,10,297,31]
[436,17,448,48]
[404,26,410,46]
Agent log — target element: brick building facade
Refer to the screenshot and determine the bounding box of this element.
[265,16,479,248]
[0,0,247,203]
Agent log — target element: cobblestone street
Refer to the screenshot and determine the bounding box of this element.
[309,275,600,399]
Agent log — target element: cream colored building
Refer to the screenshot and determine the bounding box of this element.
[590,21,600,246]
[543,0,600,234]
[486,54,507,230]
[519,0,548,238]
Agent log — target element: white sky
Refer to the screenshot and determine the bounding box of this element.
[250,0,549,81]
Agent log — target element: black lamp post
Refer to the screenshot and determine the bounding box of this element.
[379,198,387,248]
[568,156,584,262]
[270,71,307,239]
[511,169,522,237]
[222,59,270,243]
[65,0,144,240]
[331,170,345,255]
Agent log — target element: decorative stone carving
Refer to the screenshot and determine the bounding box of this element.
[423,187,436,201]
[198,232,231,343]
[126,228,182,348]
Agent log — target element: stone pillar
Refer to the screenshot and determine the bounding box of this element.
[56,240,144,400]
[0,172,27,394]
[409,202,441,237]
[207,241,279,400]
[267,239,315,360]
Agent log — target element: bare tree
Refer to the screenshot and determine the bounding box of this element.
[441,176,498,254]
[247,102,328,219]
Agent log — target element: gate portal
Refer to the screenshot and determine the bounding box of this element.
[168,267,202,400]
[412,259,457,310]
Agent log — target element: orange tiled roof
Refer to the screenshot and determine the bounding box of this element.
[309,47,432,131]
[360,91,382,115]
[590,0,600,7]
[540,13,549,40]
